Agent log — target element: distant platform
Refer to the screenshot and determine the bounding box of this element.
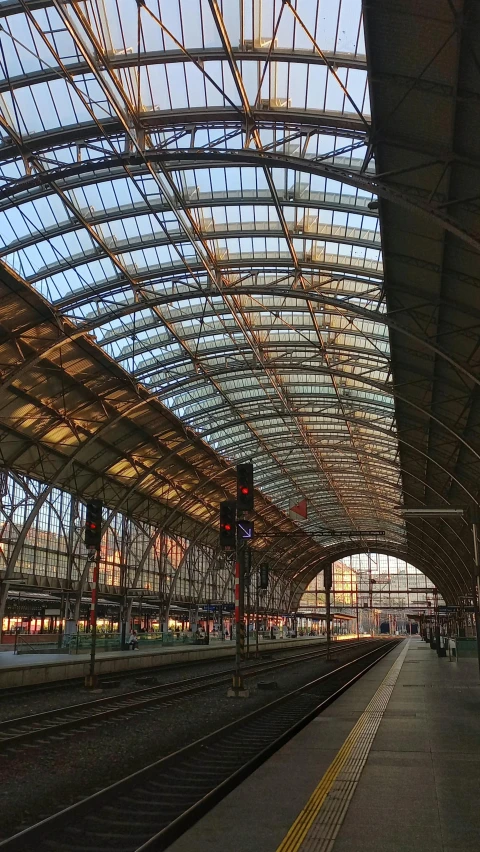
[168,636,480,852]
[0,635,325,689]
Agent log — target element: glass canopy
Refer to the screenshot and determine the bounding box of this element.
[0,0,404,548]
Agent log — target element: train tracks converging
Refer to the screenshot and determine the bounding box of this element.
[0,639,400,852]
[0,639,373,751]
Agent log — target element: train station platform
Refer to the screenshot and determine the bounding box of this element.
[169,636,480,852]
[0,635,325,689]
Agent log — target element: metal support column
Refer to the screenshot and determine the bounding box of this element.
[255,569,260,658]
[471,522,480,678]
[85,548,100,688]
[246,549,251,658]
[231,540,246,693]
[324,563,332,661]
[356,580,359,640]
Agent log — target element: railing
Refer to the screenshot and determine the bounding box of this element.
[68,631,211,654]
[14,631,69,655]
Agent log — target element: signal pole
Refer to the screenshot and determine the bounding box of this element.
[85,546,100,688]
[246,549,251,658]
[324,563,332,660]
[225,463,254,697]
[231,538,247,694]
[83,500,103,689]
[255,569,260,657]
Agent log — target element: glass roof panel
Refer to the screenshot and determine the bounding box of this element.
[0,0,404,548]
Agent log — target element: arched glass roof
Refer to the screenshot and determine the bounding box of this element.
[0,0,404,549]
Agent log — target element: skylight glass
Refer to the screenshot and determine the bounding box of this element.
[0,0,404,547]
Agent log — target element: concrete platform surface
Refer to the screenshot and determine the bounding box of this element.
[167,637,480,852]
[0,635,325,689]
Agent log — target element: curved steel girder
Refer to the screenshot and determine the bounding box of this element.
[0,110,367,164]
[176,396,391,432]
[201,408,480,505]
[73,284,480,390]
[106,444,305,562]
[217,433,398,460]
[268,504,471,605]
[2,213,380,262]
[0,46,367,95]
[148,386,390,417]
[2,148,478,252]
[227,450,398,485]
[0,355,250,551]
[21,228,381,285]
[79,273,381,320]
[127,350,388,382]
[121,326,388,361]
[99,288,385,342]
[258,465,398,493]
[55,258,383,313]
[292,529,465,603]
[290,528,469,605]
[0,172,379,218]
[141,371,391,408]
[106,313,386,352]
[282,523,466,612]
[165,356,480,468]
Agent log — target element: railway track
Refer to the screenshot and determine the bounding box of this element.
[1,637,328,698]
[0,638,374,750]
[0,639,400,852]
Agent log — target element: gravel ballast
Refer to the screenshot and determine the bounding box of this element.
[0,641,386,842]
[0,642,322,721]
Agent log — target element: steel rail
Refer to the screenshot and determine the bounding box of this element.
[0,639,371,750]
[0,637,329,698]
[0,639,400,852]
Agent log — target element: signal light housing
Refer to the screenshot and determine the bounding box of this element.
[219,500,236,549]
[85,500,103,550]
[260,563,269,590]
[236,463,254,512]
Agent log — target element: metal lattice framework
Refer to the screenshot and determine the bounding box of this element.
[0,0,479,608]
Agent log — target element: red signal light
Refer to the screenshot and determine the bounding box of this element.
[224,523,231,531]
[240,486,249,495]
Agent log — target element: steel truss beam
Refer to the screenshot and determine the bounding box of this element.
[1,148,478,251]
[0,47,368,96]
[0,192,379,253]
[16,224,381,284]
[0,109,367,163]
[61,284,480,391]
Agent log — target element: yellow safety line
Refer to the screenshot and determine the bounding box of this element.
[275,716,363,852]
[275,643,407,852]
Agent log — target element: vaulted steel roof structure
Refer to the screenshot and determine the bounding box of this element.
[0,0,478,604]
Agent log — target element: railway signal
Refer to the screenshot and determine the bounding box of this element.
[85,500,103,550]
[260,563,269,590]
[236,463,254,512]
[219,500,236,549]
